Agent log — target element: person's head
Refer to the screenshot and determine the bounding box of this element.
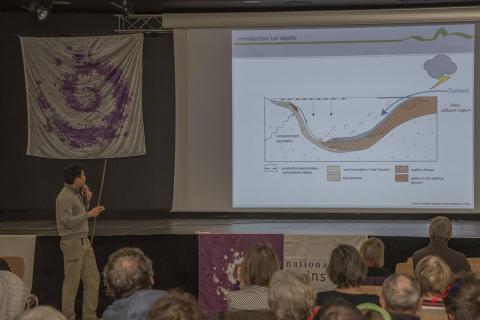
[14,306,66,320]
[429,216,452,242]
[64,165,86,188]
[147,290,205,320]
[327,244,367,288]
[240,242,280,287]
[0,257,11,272]
[357,303,391,320]
[103,247,154,299]
[269,270,315,320]
[315,296,365,320]
[444,273,480,320]
[415,255,452,296]
[360,237,385,268]
[381,273,421,315]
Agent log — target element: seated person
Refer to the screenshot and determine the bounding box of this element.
[444,272,480,320]
[357,303,391,320]
[0,258,11,272]
[0,270,30,320]
[269,270,316,320]
[314,296,365,320]
[316,244,380,306]
[15,306,66,320]
[102,247,167,320]
[414,255,452,315]
[413,216,470,273]
[226,242,280,311]
[148,290,205,320]
[360,238,391,286]
[380,273,421,320]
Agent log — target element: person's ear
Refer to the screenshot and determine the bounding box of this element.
[416,299,422,313]
[379,296,386,309]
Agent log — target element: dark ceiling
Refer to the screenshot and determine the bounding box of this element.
[1,0,480,14]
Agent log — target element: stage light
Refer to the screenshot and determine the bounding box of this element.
[22,1,50,23]
[110,0,134,17]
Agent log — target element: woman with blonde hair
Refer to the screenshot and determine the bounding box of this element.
[414,255,452,319]
[360,238,391,286]
[226,242,280,311]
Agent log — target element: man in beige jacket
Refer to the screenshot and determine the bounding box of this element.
[56,165,105,320]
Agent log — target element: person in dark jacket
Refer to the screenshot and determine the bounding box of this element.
[412,216,470,274]
[102,247,166,320]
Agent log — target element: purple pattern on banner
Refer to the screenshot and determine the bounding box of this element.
[33,47,132,148]
[198,234,283,319]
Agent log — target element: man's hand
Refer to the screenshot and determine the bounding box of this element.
[88,206,105,218]
[83,186,93,202]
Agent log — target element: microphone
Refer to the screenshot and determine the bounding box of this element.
[82,185,90,209]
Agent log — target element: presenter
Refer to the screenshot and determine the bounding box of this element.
[56,165,105,320]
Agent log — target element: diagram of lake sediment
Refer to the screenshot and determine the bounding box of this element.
[264,95,438,162]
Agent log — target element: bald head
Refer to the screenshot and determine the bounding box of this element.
[382,273,421,314]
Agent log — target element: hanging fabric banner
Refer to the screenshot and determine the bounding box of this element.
[21,33,145,159]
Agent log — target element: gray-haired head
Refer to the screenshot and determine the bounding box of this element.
[268,270,315,320]
[103,247,154,299]
[15,306,66,320]
[429,216,452,242]
[382,273,421,314]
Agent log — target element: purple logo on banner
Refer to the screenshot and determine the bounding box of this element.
[198,234,283,319]
[36,47,131,149]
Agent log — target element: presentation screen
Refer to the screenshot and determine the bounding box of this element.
[232,24,474,209]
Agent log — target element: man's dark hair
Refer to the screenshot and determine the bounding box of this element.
[444,273,480,320]
[103,247,154,299]
[0,258,11,272]
[64,165,85,184]
[147,290,205,320]
[327,244,367,288]
[315,296,365,320]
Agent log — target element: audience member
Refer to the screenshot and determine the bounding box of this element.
[0,258,11,272]
[412,216,470,273]
[360,238,391,286]
[227,242,280,311]
[414,255,452,317]
[380,273,421,320]
[316,244,380,306]
[0,270,30,320]
[269,270,315,320]
[314,296,365,320]
[147,290,205,320]
[444,272,480,320]
[102,247,166,320]
[14,306,66,320]
[357,303,391,320]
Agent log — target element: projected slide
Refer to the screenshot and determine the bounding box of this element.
[232,25,474,209]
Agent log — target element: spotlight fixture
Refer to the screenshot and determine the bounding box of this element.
[110,0,134,17]
[22,0,71,23]
[23,1,50,22]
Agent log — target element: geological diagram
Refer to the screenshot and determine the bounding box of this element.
[263,54,462,162]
